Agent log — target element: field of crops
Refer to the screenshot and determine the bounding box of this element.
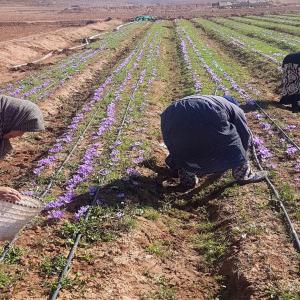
[0,14,300,299]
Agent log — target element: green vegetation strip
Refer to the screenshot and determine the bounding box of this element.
[231,16,300,37]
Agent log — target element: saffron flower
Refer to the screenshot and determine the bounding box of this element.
[74,205,90,221]
[48,210,64,220]
[286,144,298,156]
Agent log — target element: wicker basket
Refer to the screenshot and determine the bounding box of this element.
[0,196,44,241]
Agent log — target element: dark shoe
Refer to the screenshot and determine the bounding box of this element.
[178,169,199,189]
[292,101,300,113]
[237,170,268,184]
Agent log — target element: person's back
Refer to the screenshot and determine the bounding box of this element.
[161,95,266,188]
[280,51,300,112]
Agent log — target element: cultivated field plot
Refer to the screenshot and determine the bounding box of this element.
[0,14,300,299]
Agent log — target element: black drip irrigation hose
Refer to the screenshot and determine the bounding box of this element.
[48,65,153,299]
[48,184,105,300]
[215,86,300,251]
[252,145,300,251]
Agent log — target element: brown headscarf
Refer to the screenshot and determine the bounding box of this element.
[0,95,45,159]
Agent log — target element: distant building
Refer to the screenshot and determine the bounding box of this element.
[247,0,272,6]
[212,0,272,8]
[214,1,233,8]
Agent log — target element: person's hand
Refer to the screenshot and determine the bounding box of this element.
[0,187,22,203]
[3,131,25,139]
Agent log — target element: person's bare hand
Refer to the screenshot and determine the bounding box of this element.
[0,187,22,203]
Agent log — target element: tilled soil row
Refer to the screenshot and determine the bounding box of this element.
[0,24,148,190]
[203,180,300,299]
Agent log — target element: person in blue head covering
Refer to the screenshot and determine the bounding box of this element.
[161,94,266,188]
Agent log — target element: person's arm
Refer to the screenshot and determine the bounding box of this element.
[231,107,252,152]
[0,186,22,203]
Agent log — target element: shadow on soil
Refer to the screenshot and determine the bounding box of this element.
[62,157,236,214]
[240,99,293,114]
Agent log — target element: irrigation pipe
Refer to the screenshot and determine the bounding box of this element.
[252,144,300,251]
[47,190,103,300]
[253,100,300,151]
[49,66,150,300]
[116,22,134,31]
[215,86,300,152]
[10,21,133,71]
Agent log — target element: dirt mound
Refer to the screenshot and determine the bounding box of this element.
[0,19,121,84]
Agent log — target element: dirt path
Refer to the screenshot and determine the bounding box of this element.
[0,23,62,42]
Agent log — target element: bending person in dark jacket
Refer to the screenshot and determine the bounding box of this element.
[161,95,266,188]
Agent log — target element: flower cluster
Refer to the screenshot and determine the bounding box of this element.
[286,144,298,157]
[74,205,90,221]
[33,38,146,176]
[176,27,201,92]
[44,33,155,216]
[253,136,272,160]
[178,26,227,93]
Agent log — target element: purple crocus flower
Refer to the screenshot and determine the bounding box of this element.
[48,210,64,220]
[260,123,272,131]
[286,144,298,156]
[116,211,124,219]
[74,205,90,221]
[126,167,140,176]
[285,125,297,131]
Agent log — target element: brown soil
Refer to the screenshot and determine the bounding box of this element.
[217,181,300,299]
[0,23,62,42]
[0,19,121,84]
[0,2,299,22]
[66,216,219,300]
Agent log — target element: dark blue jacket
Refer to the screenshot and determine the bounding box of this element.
[161,95,251,174]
